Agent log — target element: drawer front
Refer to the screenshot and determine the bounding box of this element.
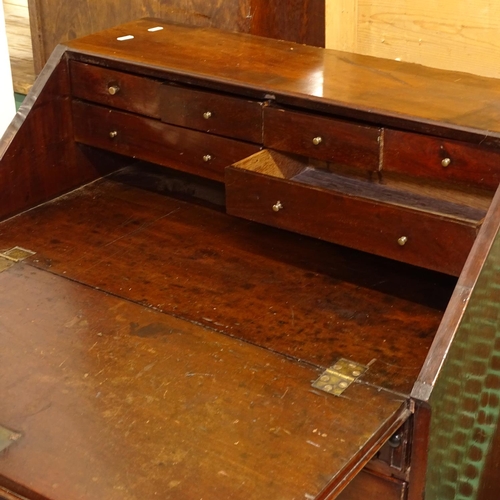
[70,61,162,118]
[73,101,260,182]
[264,107,381,169]
[160,85,264,143]
[335,470,407,500]
[226,166,477,276]
[383,129,500,190]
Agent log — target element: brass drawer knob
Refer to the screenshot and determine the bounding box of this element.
[108,85,120,95]
[203,154,212,162]
[312,136,323,146]
[398,236,408,246]
[272,201,283,212]
[203,111,212,119]
[109,130,118,139]
[388,431,403,448]
[441,157,451,167]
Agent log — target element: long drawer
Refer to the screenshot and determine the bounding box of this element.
[226,150,486,275]
[72,101,261,182]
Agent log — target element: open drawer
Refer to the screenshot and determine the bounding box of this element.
[225,150,491,276]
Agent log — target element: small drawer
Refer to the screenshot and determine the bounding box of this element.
[369,420,411,481]
[336,470,407,500]
[383,129,500,190]
[72,101,261,182]
[264,107,381,169]
[159,85,264,143]
[70,61,162,118]
[226,150,485,276]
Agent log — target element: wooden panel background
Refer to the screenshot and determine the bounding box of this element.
[3,0,34,93]
[28,0,324,74]
[326,0,500,79]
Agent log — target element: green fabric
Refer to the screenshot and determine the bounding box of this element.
[427,226,500,499]
[14,93,25,111]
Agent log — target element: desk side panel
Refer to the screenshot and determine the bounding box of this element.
[0,46,121,222]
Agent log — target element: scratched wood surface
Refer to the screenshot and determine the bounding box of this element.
[0,165,455,395]
[0,264,406,500]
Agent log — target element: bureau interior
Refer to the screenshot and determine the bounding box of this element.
[69,58,496,277]
[0,161,457,396]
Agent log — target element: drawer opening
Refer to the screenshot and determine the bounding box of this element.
[230,149,491,225]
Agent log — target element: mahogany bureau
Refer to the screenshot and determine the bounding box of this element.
[1,18,500,500]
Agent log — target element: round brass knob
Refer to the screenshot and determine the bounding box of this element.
[203,154,212,162]
[109,130,118,138]
[441,158,451,167]
[312,136,323,146]
[272,201,283,212]
[398,236,408,246]
[389,431,402,448]
[108,85,120,95]
[203,111,212,119]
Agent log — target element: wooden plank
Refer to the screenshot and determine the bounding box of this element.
[0,166,453,395]
[325,0,357,52]
[325,0,500,79]
[0,264,407,500]
[3,0,29,7]
[248,0,325,47]
[3,0,34,93]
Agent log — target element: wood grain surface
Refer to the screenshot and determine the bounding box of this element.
[0,52,121,222]
[72,101,261,182]
[0,263,406,500]
[383,129,500,191]
[326,0,500,79]
[65,18,500,147]
[263,107,380,169]
[28,0,324,73]
[0,165,455,395]
[226,160,480,276]
[3,0,34,93]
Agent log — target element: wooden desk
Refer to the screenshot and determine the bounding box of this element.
[1,18,500,500]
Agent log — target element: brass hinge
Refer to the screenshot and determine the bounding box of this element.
[0,246,35,273]
[312,358,368,396]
